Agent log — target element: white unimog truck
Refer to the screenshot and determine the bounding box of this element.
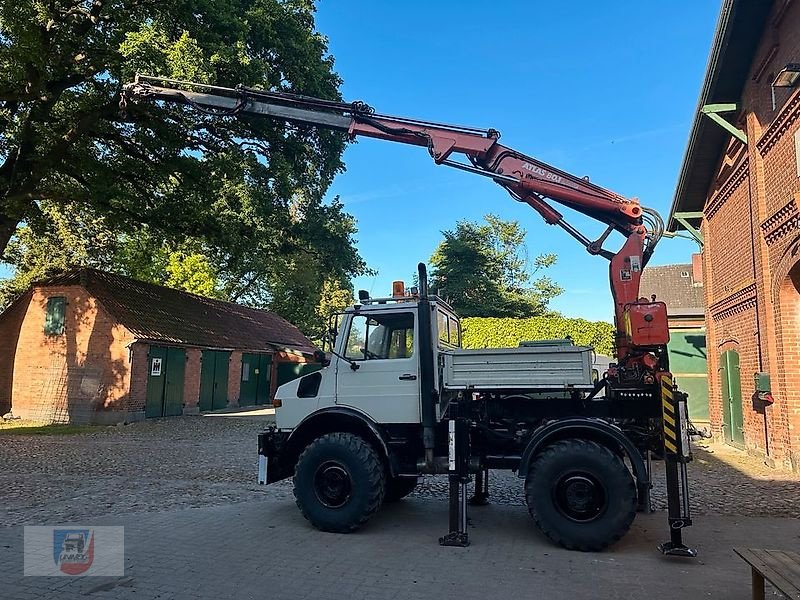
[122,76,696,555]
[258,265,695,553]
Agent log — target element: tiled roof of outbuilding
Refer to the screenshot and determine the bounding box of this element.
[640,264,705,316]
[37,269,316,354]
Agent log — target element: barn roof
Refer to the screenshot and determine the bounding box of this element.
[640,264,705,317]
[35,269,316,354]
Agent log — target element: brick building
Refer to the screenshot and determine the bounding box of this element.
[640,261,709,426]
[0,269,318,423]
[669,0,800,469]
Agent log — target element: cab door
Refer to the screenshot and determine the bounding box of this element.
[335,310,421,424]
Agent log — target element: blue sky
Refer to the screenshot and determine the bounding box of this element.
[315,0,720,321]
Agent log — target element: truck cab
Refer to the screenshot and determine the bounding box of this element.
[274,290,459,430]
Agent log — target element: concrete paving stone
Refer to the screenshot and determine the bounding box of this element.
[1,416,800,599]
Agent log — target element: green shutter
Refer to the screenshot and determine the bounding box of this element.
[44,296,66,336]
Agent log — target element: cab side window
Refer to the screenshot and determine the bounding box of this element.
[437,309,460,349]
[344,312,414,360]
[437,310,449,347]
[448,317,461,348]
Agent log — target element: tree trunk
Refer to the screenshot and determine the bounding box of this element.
[0,212,20,260]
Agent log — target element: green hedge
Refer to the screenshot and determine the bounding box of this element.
[461,316,615,357]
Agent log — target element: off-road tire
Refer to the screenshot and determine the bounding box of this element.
[384,476,418,502]
[293,432,385,533]
[525,439,636,551]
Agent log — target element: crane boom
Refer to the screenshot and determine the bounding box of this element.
[122,75,668,368]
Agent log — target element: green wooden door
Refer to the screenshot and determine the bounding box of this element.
[199,351,215,412]
[239,354,257,407]
[240,353,272,406]
[145,346,168,417]
[257,354,272,404]
[199,350,230,411]
[720,350,745,447]
[163,347,186,417]
[668,329,709,422]
[212,352,229,409]
[146,346,186,417]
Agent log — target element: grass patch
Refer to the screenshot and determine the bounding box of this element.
[0,420,98,435]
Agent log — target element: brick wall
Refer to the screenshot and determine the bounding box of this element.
[227,351,242,407]
[183,348,202,413]
[701,0,800,470]
[128,341,150,415]
[10,285,136,423]
[0,291,31,415]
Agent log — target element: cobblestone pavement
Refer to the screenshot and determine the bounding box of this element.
[1,416,799,528]
[0,415,293,527]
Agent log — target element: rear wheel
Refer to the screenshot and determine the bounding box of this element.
[293,432,385,533]
[384,476,418,502]
[525,439,636,551]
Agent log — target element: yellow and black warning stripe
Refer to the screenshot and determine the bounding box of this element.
[661,375,678,455]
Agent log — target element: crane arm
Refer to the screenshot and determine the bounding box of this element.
[122,75,666,362]
[123,76,658,242]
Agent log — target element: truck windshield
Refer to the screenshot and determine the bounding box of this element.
[345,312,415,360]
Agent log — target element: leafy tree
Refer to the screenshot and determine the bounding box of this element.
[430,214,562,318]
[316,278,353,326]
[0,201,117,301]
[164,251,223,300]
[0,0,368,336]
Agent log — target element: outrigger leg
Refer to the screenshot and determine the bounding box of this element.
[440,398,470,547]
[657,375,697,557]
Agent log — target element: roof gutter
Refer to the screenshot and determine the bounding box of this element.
[127,338,316,356]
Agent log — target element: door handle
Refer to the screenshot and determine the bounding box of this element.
[399,374,417,381]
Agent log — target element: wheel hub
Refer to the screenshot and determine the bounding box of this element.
[313,461,352,508]
[553,473,607,522]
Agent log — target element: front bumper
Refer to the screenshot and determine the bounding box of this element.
[257,428,291,485]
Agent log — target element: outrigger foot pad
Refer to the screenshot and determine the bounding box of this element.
[439,532,469,547]
[658,542,697,557]
[468,494,489,506]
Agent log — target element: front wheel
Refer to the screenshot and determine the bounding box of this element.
[525,439,636,551]
[293,432,385,533]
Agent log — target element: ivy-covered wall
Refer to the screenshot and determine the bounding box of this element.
[461,317,615,357]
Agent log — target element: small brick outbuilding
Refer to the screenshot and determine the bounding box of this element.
[0,269,318,423]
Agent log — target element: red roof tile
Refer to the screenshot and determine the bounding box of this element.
[37,269,316,354]
[640,264,704,316]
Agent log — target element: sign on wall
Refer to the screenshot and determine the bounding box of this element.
[151,358,162,377]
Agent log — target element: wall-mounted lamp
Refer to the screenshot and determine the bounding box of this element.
[771,63,800,109]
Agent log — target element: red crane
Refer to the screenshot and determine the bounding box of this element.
[122,75,669,381]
